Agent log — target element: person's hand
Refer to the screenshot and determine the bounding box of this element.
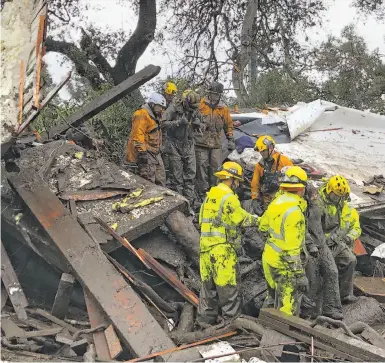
[137,152,148,165]
[252,199,263,216]
[296,275,309,293]
[179,116,189,126]
[309,246,319,258]
[227,137,235,151]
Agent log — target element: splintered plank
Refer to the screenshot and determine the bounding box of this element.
[44,65,161,139]
[137,248,199,307]
[354,276,385,303]
[9,176,189,360]
[104,324,123,359]
[260,308,385,362]
[1,240,29,320]
[84,290,111,361]
[51,273,76,319]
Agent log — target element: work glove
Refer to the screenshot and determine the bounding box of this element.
[308,246,319,258]
[296,275,309,293]
[178,116,189,126]
[251,199,264,216]
[227,137,236,151]
[192,117,201,129]
[137,152,148,165]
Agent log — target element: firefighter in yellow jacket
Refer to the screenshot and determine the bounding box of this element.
[197,161,259,326]
[316,175,361,303]
[259,166,308,316]
[126,93,167,186]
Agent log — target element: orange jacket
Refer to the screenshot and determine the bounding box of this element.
[194,97,233,149]
[251,151,293,201]
[126,104,162,162]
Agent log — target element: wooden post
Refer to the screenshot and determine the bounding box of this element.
[1,240,28,320]
[51,273,75,319]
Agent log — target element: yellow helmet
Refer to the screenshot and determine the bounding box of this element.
[163,81,177,95]
[182,89,200,105]
[214,161,244,181]
[280,166,308,189]
[326,175,350,197]
[254,135,275,152]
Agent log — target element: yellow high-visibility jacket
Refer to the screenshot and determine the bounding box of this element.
[199,183,259,252]
[259,192,307,273]
[317,186,361,244]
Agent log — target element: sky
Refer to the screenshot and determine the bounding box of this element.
[45,0,385,100]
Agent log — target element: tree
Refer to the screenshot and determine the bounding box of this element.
[46,0,156,93]
[160,0,325,106]
[353,0,385,19]
[315,25,385,114]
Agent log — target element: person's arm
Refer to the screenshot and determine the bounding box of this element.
[341,205,361,247]
[131,113,147,152]
[225,195,260,227]
[282,209,306,274]
[251,164,262,200]
[222,107,233,139]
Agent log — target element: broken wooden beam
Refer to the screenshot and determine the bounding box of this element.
[9,175,191,360]
[44,65,161,140]
[84,290,111,361]
[95,217,149,268]
[51,273,75,319]
[29,308,78,334]
[1,240,29,321]
[137,248,199,307]
[104,324,123,360]
[259,308,385,361]
[7,327,63,340]
[16,71,72,137]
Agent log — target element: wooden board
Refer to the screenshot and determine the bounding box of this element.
[354,276,385,303]
[9,175,191,360]
[1,240,29,320]
[43,65,161,140]
[260,308,385,361]
[84,290,111,361]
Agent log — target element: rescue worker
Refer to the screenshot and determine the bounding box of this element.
[195,81,235,200]
[259,166,308,316]
[197,161,260,326]
[251,135,293,214]
[162,90,200,208]
[161,82,178,181]
[316,175,361,304]
[304,184,344,320]
[126,92,167,186]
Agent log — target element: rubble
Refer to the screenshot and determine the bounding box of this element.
[2,92,385,362]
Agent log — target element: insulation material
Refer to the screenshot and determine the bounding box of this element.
[198,341,241,362]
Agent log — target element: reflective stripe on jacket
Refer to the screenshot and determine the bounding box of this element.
[259,192,307,272]
[194,97,233,149]
[199,183,259,252]
[317,186,361,243]
[126,104,162,162]
[251,151,293,200]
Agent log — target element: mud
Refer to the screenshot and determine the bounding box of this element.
[343,296,385,326]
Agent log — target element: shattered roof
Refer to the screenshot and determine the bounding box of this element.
[230,100,385,209]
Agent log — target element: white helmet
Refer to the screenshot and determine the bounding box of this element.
[148,92,167,108]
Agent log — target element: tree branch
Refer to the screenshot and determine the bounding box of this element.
[79,28,115,84]
[113,0,157,83]
[45,37,104,90]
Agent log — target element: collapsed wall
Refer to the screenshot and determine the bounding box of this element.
[0,0,46,146]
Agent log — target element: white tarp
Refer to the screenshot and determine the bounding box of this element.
[372,243,385,260]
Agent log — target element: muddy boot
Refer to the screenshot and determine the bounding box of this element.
[341,295,358,304]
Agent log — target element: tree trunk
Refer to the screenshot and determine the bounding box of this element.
[232,0,258,107]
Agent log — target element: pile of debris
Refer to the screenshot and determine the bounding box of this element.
[2,136,385,362]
